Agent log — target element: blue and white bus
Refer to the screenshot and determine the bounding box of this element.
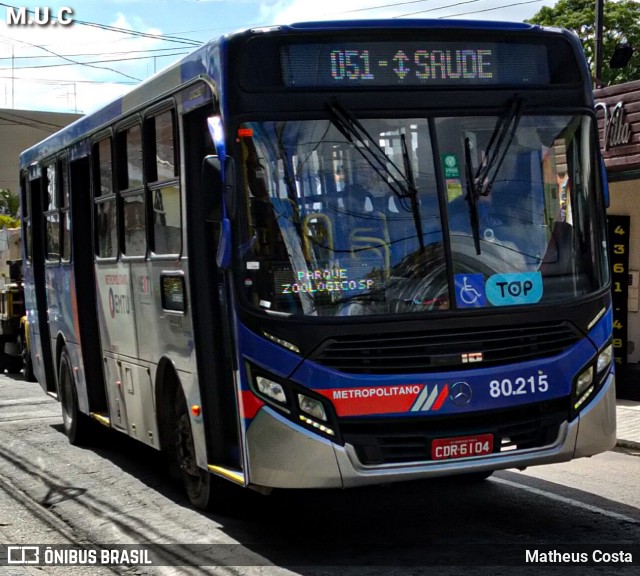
[19,19,615,510]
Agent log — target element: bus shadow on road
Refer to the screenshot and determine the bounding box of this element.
[56,424,640,569]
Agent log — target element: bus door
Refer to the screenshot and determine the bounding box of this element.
[26,167,56,393]
[182,100,242,471]
[69,152,108,416]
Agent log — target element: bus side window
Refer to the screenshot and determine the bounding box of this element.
[147,109,181,256]
[60,157,71,262]
[118,123,146,257]
[93,137,117,259]
[44,162,60,262]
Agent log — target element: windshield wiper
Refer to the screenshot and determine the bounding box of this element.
[328,99,425,250]
[464,96,525,254]
[464,137,482,255]
[400,133,425,251]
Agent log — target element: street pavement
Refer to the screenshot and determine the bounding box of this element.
[615,364,640,450]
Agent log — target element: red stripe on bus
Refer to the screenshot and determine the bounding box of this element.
[432,383,449,411]
[240,390,264,419]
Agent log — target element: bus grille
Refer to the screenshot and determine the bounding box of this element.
[340,401,567,466]
[310,321,580,374]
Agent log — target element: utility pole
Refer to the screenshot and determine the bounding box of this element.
[11,45,14,108]
[594,0,604,87]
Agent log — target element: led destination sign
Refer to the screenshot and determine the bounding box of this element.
[281,41,550,87]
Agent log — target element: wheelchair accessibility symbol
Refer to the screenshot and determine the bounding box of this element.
[455,274,486,308]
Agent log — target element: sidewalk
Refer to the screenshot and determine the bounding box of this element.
[615,364,640,450]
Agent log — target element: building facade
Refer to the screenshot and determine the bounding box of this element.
[0,108,81,195]
[0,108,81,279]
[595,81,640,367]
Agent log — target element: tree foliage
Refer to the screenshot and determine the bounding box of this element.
[526,0,640,86]
[0,214,19,229]
[0,189,19,227]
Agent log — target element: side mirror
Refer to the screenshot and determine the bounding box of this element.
[202,155,235,269]
[201,155,236,219]
[202,154,223,187]
[216,218,231,269]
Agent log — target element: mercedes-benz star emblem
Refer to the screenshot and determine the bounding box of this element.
[450,381,472,406]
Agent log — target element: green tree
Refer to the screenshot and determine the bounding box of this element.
[526,0,640,86]
[0,214,19,229]
[0,189,19,219]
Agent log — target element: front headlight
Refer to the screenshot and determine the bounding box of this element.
[298,394,327,421]
[575,366,594,397]
[596,343,613,374]
[572,342,613,414]
[247,363,337,438]
[255,375,288,406]
[297,394,335,436]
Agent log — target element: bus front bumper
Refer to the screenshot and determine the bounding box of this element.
[245,372,616,489]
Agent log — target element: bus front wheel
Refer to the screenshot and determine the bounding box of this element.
[172,386,248,514]
[174,390,213,510]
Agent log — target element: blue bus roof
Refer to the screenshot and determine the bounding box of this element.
[285,19,537,31]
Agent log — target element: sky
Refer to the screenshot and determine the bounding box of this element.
[0,0,558,115]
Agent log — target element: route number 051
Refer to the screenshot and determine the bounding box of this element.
[489,374,549,398]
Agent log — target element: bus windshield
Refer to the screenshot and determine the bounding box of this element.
[237,113,608,317]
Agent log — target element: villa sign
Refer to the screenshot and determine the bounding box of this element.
[595,101,632,150]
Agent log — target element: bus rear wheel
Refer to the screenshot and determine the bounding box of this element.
[58,348,92,445]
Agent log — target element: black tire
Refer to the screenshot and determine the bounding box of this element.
[58,348,92,445]
[173,387,246,513]
[18,333,36,382]
[174,389,213,509]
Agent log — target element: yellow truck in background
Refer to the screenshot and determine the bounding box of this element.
[0,259,34,380]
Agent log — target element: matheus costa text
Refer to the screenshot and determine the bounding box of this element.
[526,550,633,563]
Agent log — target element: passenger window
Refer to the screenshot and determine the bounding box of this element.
[60,158,71,261]
[96,199,117,258]
[97,139,113,196]
[118,123,146,257]
[123,124,144,190]
[44,163,59,261]
[148,109,181,255]
[94,137,118,258]
[123,193,146,256]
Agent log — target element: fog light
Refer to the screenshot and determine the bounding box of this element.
[298,394,327,421]
[299,414,335,436]
[575,366,594,397]
[256,376,287,405]
[597,344,613,374]
[574,385,595,410]
[263,331,300,354]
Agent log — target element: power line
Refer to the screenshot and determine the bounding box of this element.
[1,52,189,71]
[0,75,136,85]
[437,0,546,18]
[0,34,143,82]
[0,111,74,132]
[394,0,481,18]
[0,47,192,61]
[338,0,432,14]
[0,2,202,47]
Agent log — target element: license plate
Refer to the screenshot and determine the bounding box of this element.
[431,434,494,460]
